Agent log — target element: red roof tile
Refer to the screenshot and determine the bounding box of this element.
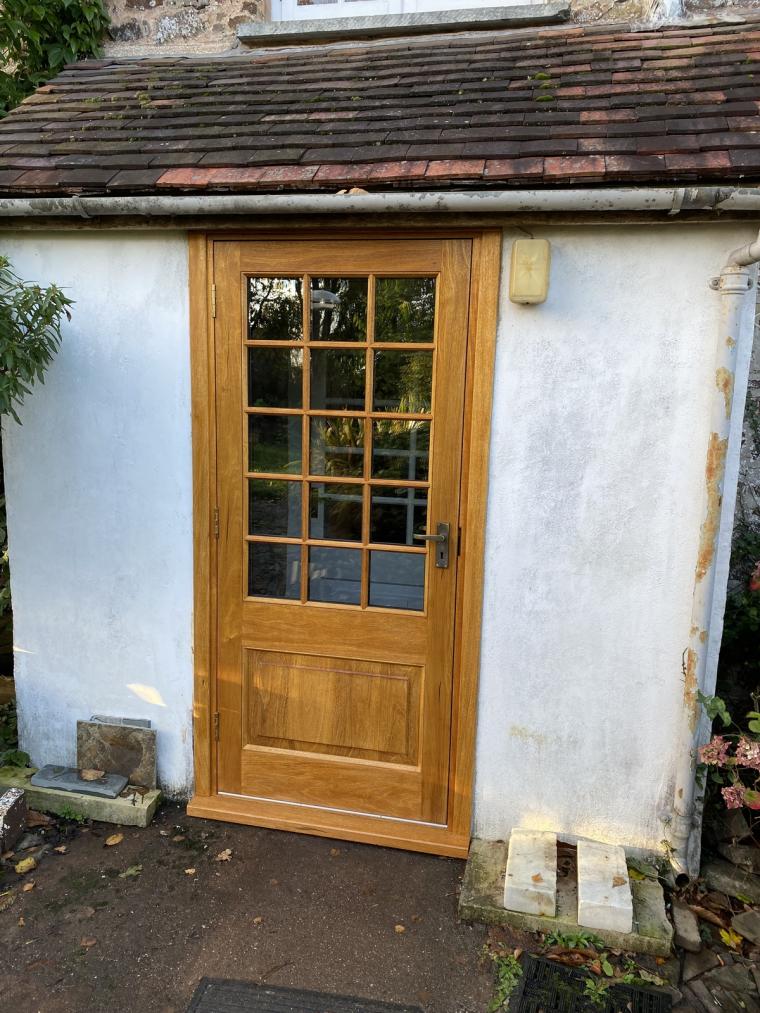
[2,14,760,195]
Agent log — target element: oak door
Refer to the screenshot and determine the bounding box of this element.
[214,238,472,829]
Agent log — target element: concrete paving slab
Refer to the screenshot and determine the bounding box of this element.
[504,830,557,917]
[577,839,633,934]
[459,839,673,957]
[0,766,160,827]
[31,764,127,799]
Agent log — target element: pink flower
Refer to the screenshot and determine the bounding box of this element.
[749,561,760,593]
[722,785,746,809]
[700,736,731,766]
[735,737,760,771]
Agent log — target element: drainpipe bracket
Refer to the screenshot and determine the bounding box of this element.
[710,271,753,293]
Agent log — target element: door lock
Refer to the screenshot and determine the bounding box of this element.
[414,522,450,569]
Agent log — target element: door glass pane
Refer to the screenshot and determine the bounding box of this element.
[310,417,364,478]
[310,278,367,342]
[373,350,432,413]
[375,278,436,344]
[372,420,430,482]
[309,483,362,542]
[309,547,361,605]
[248,542,301,599]
[248,277,303,341]
[370,486,427,546]
[248,347,303,409]
[369,551,425,611]
[248,479,302,538]
[248,415,302,474]
[310,350,365,411]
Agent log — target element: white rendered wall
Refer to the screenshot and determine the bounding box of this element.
[1,232,193,796]
[473,223,758,853]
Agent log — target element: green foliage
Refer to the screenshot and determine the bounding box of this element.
[544,929,605,951]
[0,700,29,768]
[485,951,523,1012]
[0,255,71,424]
[59,804,86,824]
[0,0,109,116]
[697,689,732,728]
[582,977,609,1008]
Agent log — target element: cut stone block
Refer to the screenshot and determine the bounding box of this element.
[577,839,633,935]
[77,718,157,790]
[702,860,760,905]
[31,764,127,799]
[503,830,557,917]
[0,787,26,851]
[732,909,760,947]
[0,766,160,828]
[459,839,673,957]
[683,948,720,982]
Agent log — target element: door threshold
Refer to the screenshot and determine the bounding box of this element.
[187,792,470,857]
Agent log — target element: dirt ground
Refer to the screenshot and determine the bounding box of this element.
[0,802,492,1013]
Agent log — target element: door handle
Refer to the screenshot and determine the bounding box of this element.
[413,522,450,569]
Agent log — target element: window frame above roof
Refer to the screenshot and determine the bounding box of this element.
[272,0,525,22]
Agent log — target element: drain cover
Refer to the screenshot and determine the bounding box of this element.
[187,979,423,1012]
[512,956,673,1013]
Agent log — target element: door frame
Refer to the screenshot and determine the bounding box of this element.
[187,228,502,857]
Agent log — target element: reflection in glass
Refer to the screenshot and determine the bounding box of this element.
[373,350,432,413]
[370,486,427,546]
[309,483,362,542]
[248,479,301,538]
[310,417,364,478]
[248,277,303,341]
[248,542,301,599]
[372,420,429,482]
[310,349,365,411]
[369,551,425,611]
[375,277,436,343]
[248,347,303,408]
[309,546,361,605]
[310,278,367,342]
[248,415,302,474]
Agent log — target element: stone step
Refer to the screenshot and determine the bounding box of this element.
[576,839,633,934]
[503,829,557,917]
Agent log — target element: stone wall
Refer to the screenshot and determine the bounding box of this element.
[105,0,263,56]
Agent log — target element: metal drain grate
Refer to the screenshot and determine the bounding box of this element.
[512,957,673,1013]
[187,978,424,1012]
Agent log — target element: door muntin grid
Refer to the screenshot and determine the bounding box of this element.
[244,274,437,612]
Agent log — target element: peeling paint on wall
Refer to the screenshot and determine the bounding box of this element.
[695,432,729,584]
[716,366,734,420]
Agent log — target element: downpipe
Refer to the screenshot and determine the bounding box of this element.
[669,233,760,882]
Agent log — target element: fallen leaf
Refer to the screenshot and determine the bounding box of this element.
[531,873,544,883]
[612,875,627,888]
[105,833,123,847]
[690,904,727,929]
[253,916,264,925]
[628,869,646,881]
[270,878,279,886]
[172,834,186,843]
[159,830,169,837]
[720,927,744,950]
[0,891,15,912]
[394,924,406,934]
[53,845,67,854]
[330,848,340,856]
[22,882,35,893]
[214,849,233,862]
[17,916,24,927]
[118,864,142,879]
[80,769,105,781]
[411,914,423,923]
[184,868,196,876]
[80,937,97,949]
[14,857,36,876]
[25,811,52,828]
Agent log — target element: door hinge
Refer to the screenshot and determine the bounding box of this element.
[211,283,217,319]
[213,712,220,741]
[213,506,220,539]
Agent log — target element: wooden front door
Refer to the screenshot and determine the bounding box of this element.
[210,237,475,848]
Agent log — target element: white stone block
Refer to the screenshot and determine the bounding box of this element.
[503,830,557,917]
[577,839,633,934]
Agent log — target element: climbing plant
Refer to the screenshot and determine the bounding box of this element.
[0,0,110,117]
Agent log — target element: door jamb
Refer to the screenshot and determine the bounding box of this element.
[188,228,502,855]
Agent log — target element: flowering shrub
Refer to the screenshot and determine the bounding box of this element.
[698,691,760,811]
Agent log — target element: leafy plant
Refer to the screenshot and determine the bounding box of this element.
[0,0,110,116]
[697,691,760,813]
[544,929,605,951]
[583,977,609,1008]
[483,950,523,1012]
[0,699,29,767]
[58,805,86,824]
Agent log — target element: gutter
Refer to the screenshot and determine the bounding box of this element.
[669,230,760,882]
[0,186,760,218]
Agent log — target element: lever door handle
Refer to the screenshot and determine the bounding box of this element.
[413,522,450,568]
